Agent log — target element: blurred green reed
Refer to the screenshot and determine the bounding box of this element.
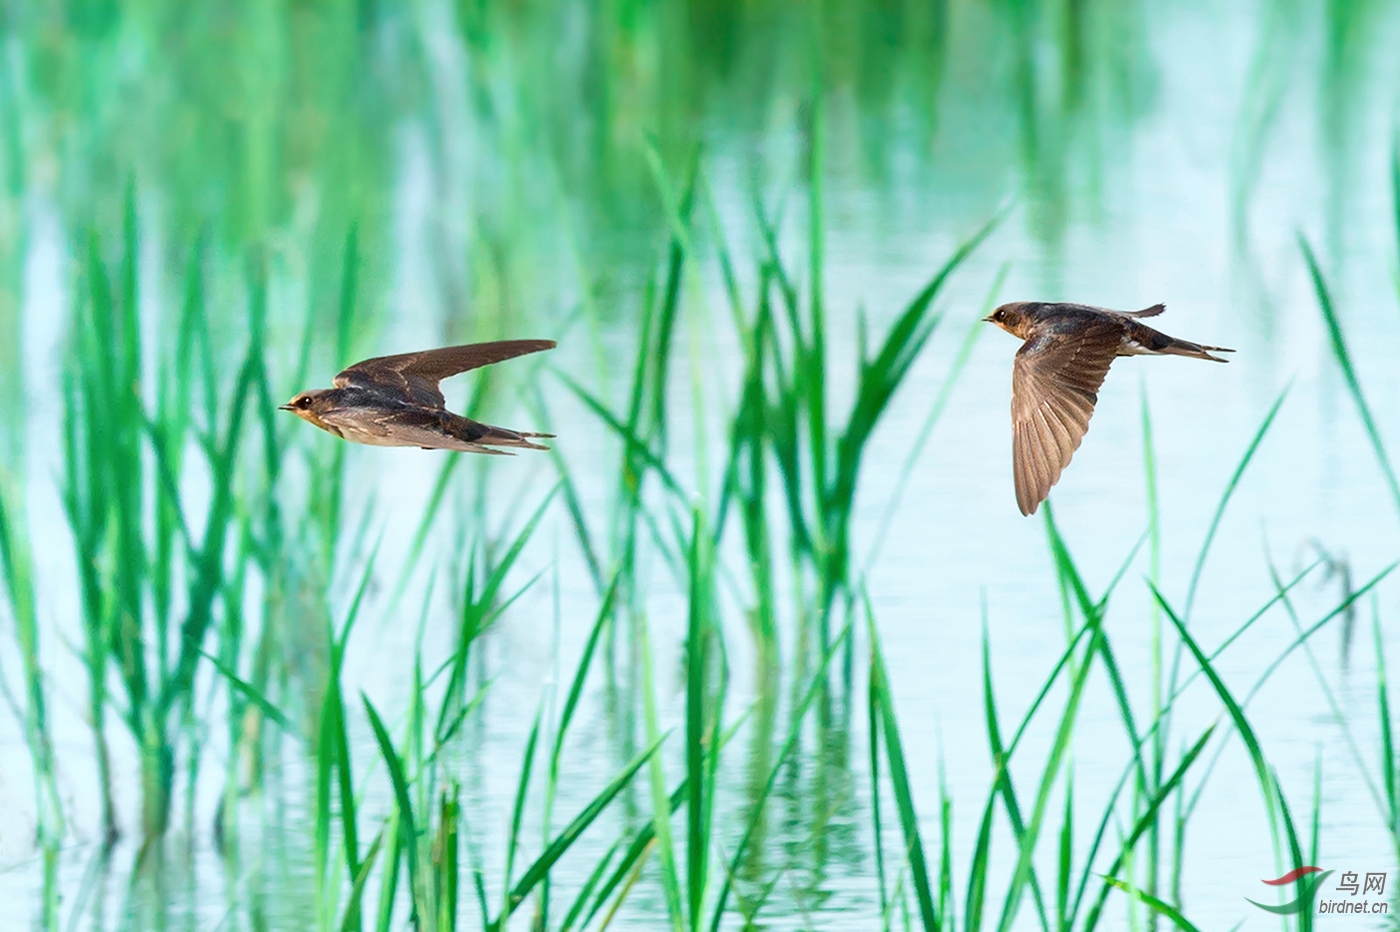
[60,189,262,839]
[3,1,1400,929]
[1301,235,1400,521]
[0,472,62,925]
[1,0,1169,305]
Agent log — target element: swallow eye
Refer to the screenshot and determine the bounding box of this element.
[296,396,312,409]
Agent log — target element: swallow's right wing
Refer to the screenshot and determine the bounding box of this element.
[334,339,556,408]
[1101,303,1165,319]
[1010,324,1120,515]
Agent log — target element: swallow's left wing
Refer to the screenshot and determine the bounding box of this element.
[1010,323,1120,515]
[334,339,556,408]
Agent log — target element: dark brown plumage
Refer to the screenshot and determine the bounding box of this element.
[985,302,1232,516]
[280,339,555,454]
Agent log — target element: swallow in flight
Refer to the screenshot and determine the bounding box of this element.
[280,339,555,454]
[985,302,1232,515]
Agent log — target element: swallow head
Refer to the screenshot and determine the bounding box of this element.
[984,302,1033,339]
[279,389,336,428]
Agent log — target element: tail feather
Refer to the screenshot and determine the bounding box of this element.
[1160,339,1234,363]
[1127,319,1234,362]
[477,424,552,450]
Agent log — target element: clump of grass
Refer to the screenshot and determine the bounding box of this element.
[60,192,261,839]
[541,123,1005,928]
[0,475,62,846]
[739,113,1004,635]
[0,470,63,932]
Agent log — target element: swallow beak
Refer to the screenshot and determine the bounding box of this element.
[278,403,294,412]
[982,315,995,323]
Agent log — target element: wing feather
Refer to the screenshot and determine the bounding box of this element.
[333,339,556,408]
[1010,324,1121,515]
[1013,422,1037,516]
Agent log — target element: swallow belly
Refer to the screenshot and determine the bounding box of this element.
[318,408,419,446]
[338,425,417,446]
[1117,340,1152,356]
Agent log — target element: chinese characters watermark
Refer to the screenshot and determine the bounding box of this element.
[1247,867,1390,917]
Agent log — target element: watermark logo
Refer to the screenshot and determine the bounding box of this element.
[1246,867,1332,915]
[1246,867,1390,916]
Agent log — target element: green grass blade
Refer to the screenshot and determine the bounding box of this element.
[993,632,1098,932]
[498,732,668,928]
[1243,561,1397,701]
[1183,385,1289,619]
[1154,588,1303,886]
[870,628,889,921]
[1101,878,1203,932]
[388,456,462,611]
[548,569,621,778]
[867,602,939,932]
[199,650,295,734]
[969,599,1095,931]
[557,841,619,931]
[583,782,686,928]
[1078,725,1214,929]
[1057,770,1072,929]
[362,694,420,912]
[340,831,385,932]
[639,604,684,932]
[477,486,558,625]
[554,369,686,499]
[685,510,709,930]
[0,476,63,841]
[806,90,829,516]
[1301,234,1400,519]
[502,707,543,919]
[639,140,698,446]
[864,261,1007,573]
[827,212,1003,605]
[375,809,403,932]
[707,621,853,931]
[1261,553,1385,813]
[1271,766,1312,932]
[1375,603,1399,847]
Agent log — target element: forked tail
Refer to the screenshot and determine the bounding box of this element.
[1127,318,1234,362]
[477,424,554,451]
[1159,339,1234,363]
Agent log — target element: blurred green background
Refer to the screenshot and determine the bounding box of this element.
[3,1,1400,929]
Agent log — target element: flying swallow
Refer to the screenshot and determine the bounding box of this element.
[985,302,1232,515]
[280,339,556,454]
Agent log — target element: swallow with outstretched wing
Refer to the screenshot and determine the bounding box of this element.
[280,339,555,455]
[985,302,1232,515]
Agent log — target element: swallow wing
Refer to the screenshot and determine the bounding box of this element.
[1116,303,1165,319]
[1011,324,1121,515]
[1070,302,1165,319]
[333,339,556,408]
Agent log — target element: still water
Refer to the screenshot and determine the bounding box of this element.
[2,0,1400,928]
